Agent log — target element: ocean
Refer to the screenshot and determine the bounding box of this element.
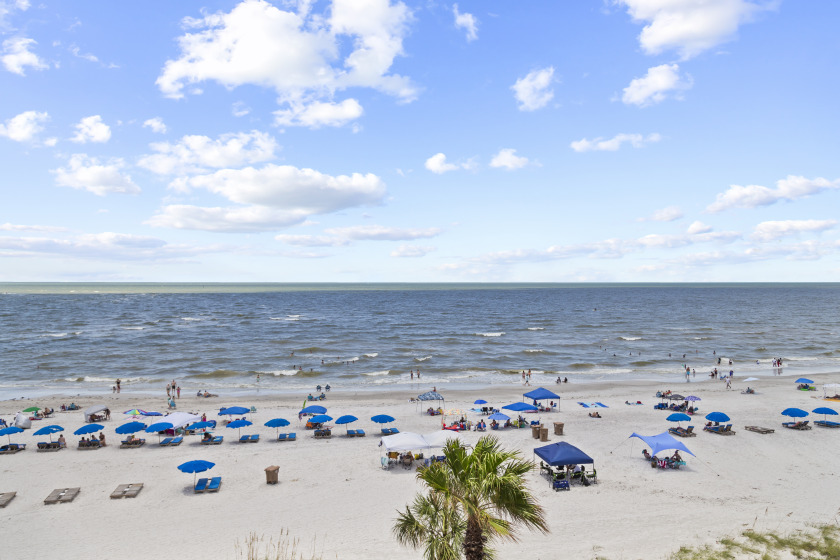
[1,283,838,399]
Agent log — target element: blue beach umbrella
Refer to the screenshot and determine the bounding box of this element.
[370,414,395,424]
[146,422,175,433]
[502,402,539,412]
[115,421,146,435]
[334,415,357,425]
[187,421,215,431]
[74,424,104,436]
[812,407,838,416]
[264,418,290,428]
[143,411,163,418]
[685,396,701,402]
[300,405,327,415]
[488,412,509,422]
[308,414,332,425]
[795,378,814,384]
[666,413,691,423]
[474,399,488,405]
[219,406,250,416]
[226,419,252,437]
[0,426,24,444]
[782,408,809,418]
[178,459,215,485]
[33,424,64,442]
[705,412,730,423]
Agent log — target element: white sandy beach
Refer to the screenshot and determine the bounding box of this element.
[2,374,840,560]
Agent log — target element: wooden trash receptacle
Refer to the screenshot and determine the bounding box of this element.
[554,422,564,435]
[531,425,541,439]
[540,427,548,441]
[265,465,280,484]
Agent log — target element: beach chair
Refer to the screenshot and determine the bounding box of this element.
[194,478,209,493]
[722,424,736,435]
[0,492,16,508]
[45,487,79,504]
[815,420,840,428]
[0,443,25,454]
[169,436,183,446]
[159,437,174,446]
[37,441,62,452]
[745,426,775,434]
[125,483,143,498]
[110,484,130,499]
[239,435,250,443]
[668,427,688,438]
[354,429,365,437]
[314,429,331,439]
[44,488,63,505]
[207,477,222,492]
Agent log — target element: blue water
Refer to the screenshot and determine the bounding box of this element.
[1,283,838,398]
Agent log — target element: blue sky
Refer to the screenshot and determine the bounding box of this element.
[1,0,839,282]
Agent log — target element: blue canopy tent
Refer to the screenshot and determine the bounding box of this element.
[502,402,539,412]
[524,387,560,403]
[629,432,695,458]
[534,441,594,466]
[416,391,445,413]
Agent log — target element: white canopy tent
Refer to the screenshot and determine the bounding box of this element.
[379,431,460,452]
[162,412,201,430]
[84,404,108,422]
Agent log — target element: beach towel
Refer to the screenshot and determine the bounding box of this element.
[595,402,609,408]
[579,402,608,408]
[577,402,590,408]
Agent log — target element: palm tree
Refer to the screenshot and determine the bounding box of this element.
[393,436,548,560]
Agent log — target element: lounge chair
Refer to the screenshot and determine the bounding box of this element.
[44,487,80,505]
[782,421,812,430]
[110,484,130,499]
[125,483,143,498]
[314,429,331,439]
[668,427,693,438]
[239,435,250,443]
[200,435,224,445]
[120,438,145,448]
[169,436,183,446]
[248,434,259,442]
[721,424,736,435]
[355,428,366,437]
[207,477,222,492]
[0,492,16,508]
[159,437,174,446]
[815,420,840,428]
[37,441,65,452]
[0,443,25,454]
[745,425,775,434]
[194,478,209,493]
[277,433,296,441]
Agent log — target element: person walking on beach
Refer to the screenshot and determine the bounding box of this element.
[116,378,121,393]
[176,385,181,398]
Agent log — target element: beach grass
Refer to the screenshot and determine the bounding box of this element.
[235,531,327,560]
[669,523,840,559]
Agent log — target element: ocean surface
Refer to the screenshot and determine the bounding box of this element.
[1,283,838,399]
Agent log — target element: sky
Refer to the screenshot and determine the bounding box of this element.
[1,0,839,282]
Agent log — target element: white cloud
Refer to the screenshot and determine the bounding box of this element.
[571,132,661,152]
[274,98,363,128]
[706,175,840,213]
[622,64,691,107]
[751,219,837,242]
[0,1,30,28]
[52,154,140,196]
[147,205,307,233]
[453,4,478,42]
[325,225,441,240]
[138,130,279,176]
[639,205,683,222]
[149,164,386,232]
[71,115,111,143]
[511,67,554,111]
[392,245,435,257]
[275,234,349,247]
[143,117,167,134]
[615,0,772,60]
[424,152,474,174]
[69,45,99,63]
[232,101,251,117]
[0,110,48,142]
[0,231,219,261]
[156,0,415,127]
[1,36,47,75]
[0,222,67,233]
[489,148,530,170]
[686,220,712,234]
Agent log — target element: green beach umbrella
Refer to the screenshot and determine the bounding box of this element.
[23,407,40,413]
